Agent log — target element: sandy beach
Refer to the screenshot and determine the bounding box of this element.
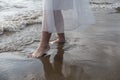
[1,1,120,80]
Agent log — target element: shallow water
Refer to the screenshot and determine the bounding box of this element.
[0,4,120,80]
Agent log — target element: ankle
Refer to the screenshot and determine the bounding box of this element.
[39,42,49,48]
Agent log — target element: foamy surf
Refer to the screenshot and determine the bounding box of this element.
[0,0,42,34]
[91,0,120,9]
[0,10,42,34]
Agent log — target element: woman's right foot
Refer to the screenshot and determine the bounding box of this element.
[28,45,50,58]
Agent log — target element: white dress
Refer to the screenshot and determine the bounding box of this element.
[42,0,95,33]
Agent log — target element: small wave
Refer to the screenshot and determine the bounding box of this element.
[0,10,42,34]
[90,0,120,9]
[90,2,112,4]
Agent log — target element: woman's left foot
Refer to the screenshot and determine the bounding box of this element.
[49,39,65,44]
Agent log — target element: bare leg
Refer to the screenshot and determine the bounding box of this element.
[28,32,51,58]
[29,10,65,57]
[57,33,65,42]
[50,33,65,44]
[29,10,52,57]
[50,10,65,44]
[30,32,51,57]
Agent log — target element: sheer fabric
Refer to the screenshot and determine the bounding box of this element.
[42,0,95,33]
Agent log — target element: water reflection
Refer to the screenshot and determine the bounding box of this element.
[40,44,85,80]
[40,44,65,80]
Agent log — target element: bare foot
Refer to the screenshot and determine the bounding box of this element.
[49,39,65,44]
[28,45,50,58]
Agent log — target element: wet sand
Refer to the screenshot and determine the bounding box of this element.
[1,8,120,80]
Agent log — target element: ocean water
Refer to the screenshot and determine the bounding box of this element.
[0,0,42,34]
[91,0,120,8]
[0,0,120,34]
